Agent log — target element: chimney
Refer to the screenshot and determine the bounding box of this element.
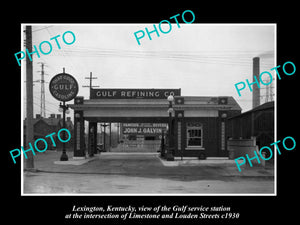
[252,57,260,108]
[36,114,41,119]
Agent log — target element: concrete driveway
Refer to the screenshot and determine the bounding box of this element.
[23,151,274,194]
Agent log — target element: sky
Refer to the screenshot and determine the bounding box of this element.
[22,23,275,122]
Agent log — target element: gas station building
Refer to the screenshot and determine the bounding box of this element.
[69,88,241,159]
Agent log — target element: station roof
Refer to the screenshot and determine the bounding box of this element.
[70,96,242,111]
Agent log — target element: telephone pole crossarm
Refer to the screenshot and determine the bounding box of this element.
[82,72,100,98]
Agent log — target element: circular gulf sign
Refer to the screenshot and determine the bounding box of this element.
[49,73,79,102]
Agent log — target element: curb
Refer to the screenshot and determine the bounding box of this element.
[53,156,99,165]
[157,155,237,167]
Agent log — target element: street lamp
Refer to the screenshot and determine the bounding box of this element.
[59,101,70,161]
[166,94,174,161]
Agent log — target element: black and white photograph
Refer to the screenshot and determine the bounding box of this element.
[20,23,276,195]
[4,5,298,225]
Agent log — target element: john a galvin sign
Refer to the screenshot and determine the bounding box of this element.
[90,88,181,99]
[49,73,79,102]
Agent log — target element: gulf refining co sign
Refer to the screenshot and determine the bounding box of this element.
[49,73,79,102]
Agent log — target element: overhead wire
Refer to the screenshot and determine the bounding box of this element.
[65,46,273,66]
[48,47,266,67]
[29,27,275,69]
[23,99,59,116]
[32,26,54,33]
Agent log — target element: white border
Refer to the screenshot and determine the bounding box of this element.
[21,23,25,195]
[20,23,277,196]
[274,23,277,196]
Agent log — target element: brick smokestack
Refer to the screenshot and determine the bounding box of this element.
[252,57,260,108]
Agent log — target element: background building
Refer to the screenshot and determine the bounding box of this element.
[227,101,274,158]
[24,114,74,150]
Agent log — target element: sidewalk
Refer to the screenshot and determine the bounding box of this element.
[25,151,274,180]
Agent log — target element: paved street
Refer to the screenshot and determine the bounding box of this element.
[24,172,274,194]
[23,151,274,194]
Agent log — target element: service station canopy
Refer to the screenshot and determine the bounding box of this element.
[69,89,241,123]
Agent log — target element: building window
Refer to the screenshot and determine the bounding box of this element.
[186,122,203,147]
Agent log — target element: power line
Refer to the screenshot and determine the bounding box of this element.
[44,27,80,75]
[32,26,54,33]
[24,97,59,117]
[41,46,274,67]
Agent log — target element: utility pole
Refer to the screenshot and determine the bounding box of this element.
[267,77,274,102]
[260,76,274,104]
[25,25,34,169]
[37,62,46,117]
[82,72,99,98]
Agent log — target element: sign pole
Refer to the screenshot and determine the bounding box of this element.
[49,68,78,161]
[60,100,68,161]
[61,68,67,161]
